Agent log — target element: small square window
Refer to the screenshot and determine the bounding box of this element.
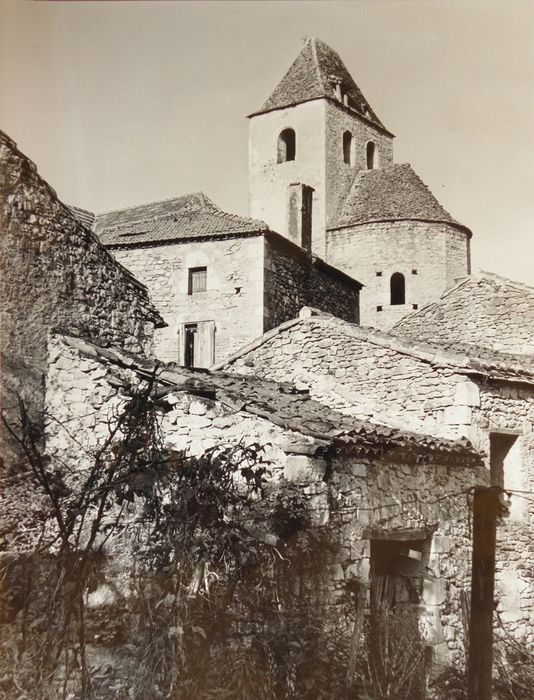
[376,271,382,277]
[188,267,207,294]
[377,305,383,312]
[412,269,418,275]
[412,303,418,310]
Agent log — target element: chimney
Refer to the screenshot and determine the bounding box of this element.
[287,183,314,252]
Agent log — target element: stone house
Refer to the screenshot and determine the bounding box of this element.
[72,192,361,366]
[42,331,486,668]
[214,284,534,643]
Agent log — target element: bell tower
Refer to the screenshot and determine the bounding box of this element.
[248,37,394,258]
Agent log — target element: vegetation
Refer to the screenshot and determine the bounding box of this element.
[0,375,346,699]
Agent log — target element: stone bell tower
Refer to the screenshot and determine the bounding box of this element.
[247,37,394,258]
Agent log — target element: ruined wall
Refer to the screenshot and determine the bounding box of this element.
[220,318,534,644]
[471,383,534,642]
[41,336,483,669]
[0,131,161,470]
[110,236,265,364]
[326,221,470,330]
[263,235,360,330]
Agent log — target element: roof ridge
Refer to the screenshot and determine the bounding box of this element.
[100,205,267,234]
[473,269,534,294]
[57,333,482,465]
[96,191,217,219]
[309,37,324,88]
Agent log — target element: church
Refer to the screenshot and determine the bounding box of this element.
[73,37,471,364]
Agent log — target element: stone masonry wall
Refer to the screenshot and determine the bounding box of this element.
[222,317,462,437]
[41,336,484,669]
[220,318,534,643]
[471,383,534,643]
[324,101,393,228]
[263,236,360,330]
[326,221,470,330]
[0,131,161,469]
[249,100,328,257]
[110,236,265,364]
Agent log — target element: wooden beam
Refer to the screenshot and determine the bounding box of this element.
[468,486,500,700]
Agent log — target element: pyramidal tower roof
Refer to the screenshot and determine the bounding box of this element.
[249,37,390,133]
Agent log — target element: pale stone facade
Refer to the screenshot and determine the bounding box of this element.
[247,39,471,328]
[106,230,360,365]
[248,99,393,259]
[327,221,470,330]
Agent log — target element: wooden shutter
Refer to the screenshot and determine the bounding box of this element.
[178,323,187,366]
[195,320,215,368]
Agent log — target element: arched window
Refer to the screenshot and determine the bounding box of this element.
[343,131,353,165]
[277,128,296,163]
[366,141,378,169]
[390,272,405,305]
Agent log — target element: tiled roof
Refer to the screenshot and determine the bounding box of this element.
[215,307,534,384]
[393,271,534,358]
[70,206,96,231]
[331,163,470,234]
[60,334,483,467]
[92,193,268,247]
[251,38,389,133]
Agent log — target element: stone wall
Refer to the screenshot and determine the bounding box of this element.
[221,316,462,437]
[41,336,484,668]
[264,234,360,329]
[110,232,360,366]
[219,315,534,644]
[324,101,393,228]
[248,99,394,260]
[0,131,161,469]
[249,100,328,256]
[473,383,534,641]
[326,221,470,329]
[110,235,265,364]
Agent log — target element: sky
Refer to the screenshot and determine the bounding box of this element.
[1,0,533,285]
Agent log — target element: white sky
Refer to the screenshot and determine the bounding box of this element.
[1,0,533,285]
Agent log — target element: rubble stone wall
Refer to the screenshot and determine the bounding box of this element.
[40,336,484,668]
[326,221,469,329]
[473,383,534,643]
[222,317,463,436]
[221,319,534,644]
[0,131,160,468]
[264,236,360,329]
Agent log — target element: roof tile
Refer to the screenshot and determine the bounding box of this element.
[60,334,482,467]
[393,271,534,357]
[332,163,469,233]
[90,193,268,247]
[252,38,388,132]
